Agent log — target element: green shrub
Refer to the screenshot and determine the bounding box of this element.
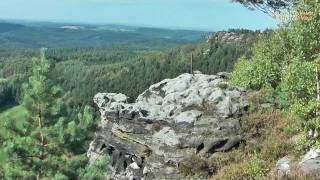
[213,157,268,180]
[179,149,248,178]
[206,149,245,173]
[230,29,289,90]
[231,0,320,149]
[80,156,110,180]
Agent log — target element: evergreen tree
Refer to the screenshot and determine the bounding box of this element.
[0,49,100,179]
[0,49,68,179]
[80,156,110,180]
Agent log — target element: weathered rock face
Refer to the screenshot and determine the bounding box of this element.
[87,73,249,179]
[276,148,320,175]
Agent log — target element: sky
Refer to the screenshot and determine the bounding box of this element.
[0,0,278,31]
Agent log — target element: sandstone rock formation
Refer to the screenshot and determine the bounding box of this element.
[206,31,247,44]
[276,148,320,174]
[87,73,249,179]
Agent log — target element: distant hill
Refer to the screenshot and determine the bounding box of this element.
[0,21,207,49]
[0,22,24,33]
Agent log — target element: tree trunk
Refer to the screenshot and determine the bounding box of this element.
[37,102,45,180]
[316,67,320,116]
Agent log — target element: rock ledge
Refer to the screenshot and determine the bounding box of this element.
[87,73,249,179]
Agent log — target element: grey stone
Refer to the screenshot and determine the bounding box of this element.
[87,72,249,179]
[275,148,320,175]
[300,148,320,173]
[174,110,202,124]
[276,157,291,172]
[152,127,179,146]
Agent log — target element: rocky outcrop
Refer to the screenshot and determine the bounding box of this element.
[276,148,320,175]
[206,31,250,44]
[87,73,249,179]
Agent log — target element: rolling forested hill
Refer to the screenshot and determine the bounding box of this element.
[0,26,260,110]
[0,21,206,48]
[0,20,261,179]
[0,22,24,33]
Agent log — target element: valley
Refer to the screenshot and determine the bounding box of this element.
[1,0,320,179]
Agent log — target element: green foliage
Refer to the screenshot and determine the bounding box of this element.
[231,0,320,154]
[212,100,297,179]
[214,157,268,180]
[0,50,103,179]
[179,96,299,179]
[231,1,320,110]
[65,105,97,153]
[230,29,290,89]
[0,77,23,107]
[281,59,316,117]
[0,106,28,140]
[80,156,110,180]
[0,26,257,180]
[0,29,257,107]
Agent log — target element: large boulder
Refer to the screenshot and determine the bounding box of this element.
[87,73,249,179]
[275,148,320,176]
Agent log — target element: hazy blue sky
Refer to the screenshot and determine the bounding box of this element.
[0,0,278,30]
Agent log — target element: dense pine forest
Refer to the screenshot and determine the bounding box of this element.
[0,29,258,108]
[0,25,258,178]
[2,0,320,179]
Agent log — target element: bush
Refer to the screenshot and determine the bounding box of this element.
[230,29,289,90]
[80,156,110,180]
[206,150,245,174]
[180,99,298,179]
[213,157,268,180]
[179,149,248,178]
[231,0,320,150]
[209,108,297,179]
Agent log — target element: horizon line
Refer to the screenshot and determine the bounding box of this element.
[0,17,275,32]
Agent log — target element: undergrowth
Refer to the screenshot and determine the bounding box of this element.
[179,90,309,180]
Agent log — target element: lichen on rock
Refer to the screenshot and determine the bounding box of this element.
[87,72,249,179]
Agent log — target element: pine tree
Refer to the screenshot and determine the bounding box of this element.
[0,49,67,179]
[0,49,92,179]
